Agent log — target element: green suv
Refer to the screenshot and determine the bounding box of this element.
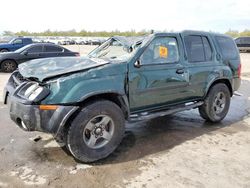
[4,30,241,162]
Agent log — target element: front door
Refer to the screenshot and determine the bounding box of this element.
[18,45,44,64]
[128,35,190,113]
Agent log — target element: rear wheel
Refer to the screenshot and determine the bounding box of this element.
[1,60,17,72]
[199,83,231,122]
[67,100,125,163]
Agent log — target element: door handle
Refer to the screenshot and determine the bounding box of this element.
[176,69,184,74]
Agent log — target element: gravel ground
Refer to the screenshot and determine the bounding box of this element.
[0,48,250,188]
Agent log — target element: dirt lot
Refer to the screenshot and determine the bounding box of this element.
[0,47,250,188]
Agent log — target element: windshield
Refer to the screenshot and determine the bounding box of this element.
[15,44,32,53]
[88,38,135,61]
[8,38,15,44]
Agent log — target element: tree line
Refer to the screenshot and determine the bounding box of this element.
[2,29,250,37]
[225,29,250,38]
[2,29,150,37]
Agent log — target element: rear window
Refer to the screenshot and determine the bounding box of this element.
[44,45,63,52]
[215,36,238,60]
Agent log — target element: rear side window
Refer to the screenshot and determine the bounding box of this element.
[44,45,63,52]
[215,36,238,60]
[202,37,212,61]
[184,35,212,62]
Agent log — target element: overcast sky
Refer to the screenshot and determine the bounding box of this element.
[0,0,250,33]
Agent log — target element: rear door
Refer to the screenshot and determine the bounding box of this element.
[181,34,219,98]
[128,34,190,113]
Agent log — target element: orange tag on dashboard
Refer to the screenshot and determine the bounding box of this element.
[159,46,168,58]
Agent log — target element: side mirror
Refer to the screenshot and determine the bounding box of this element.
[22,51,28,56]
[134,59,141,68]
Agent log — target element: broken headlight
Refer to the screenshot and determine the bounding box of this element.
[17,82,50,102]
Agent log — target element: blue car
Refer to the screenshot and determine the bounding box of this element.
[0,37,33,52]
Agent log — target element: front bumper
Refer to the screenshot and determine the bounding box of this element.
[9,97,78,135]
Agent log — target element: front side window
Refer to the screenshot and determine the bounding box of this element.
[13,39,23,44]
[27,46,43,53]
[141,37,179,65]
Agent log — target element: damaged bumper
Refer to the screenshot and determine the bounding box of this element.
[9,98,78,135]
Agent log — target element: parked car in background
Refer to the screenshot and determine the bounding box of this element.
[235,36,250,52]
[4,31,241,162]
[0,43,79,72]
[0,37,33,52]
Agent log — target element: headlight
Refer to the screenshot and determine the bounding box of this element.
[17,82,50,102]
[24,83,38,96]
[27,87,44,100]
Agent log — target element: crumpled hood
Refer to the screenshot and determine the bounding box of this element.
[18,56,110,82]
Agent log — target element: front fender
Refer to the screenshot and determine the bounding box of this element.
[42,64,128,104]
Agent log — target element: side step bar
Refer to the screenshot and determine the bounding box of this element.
[129,101,204,122]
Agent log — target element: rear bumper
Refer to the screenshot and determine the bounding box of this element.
[232,77,241,91]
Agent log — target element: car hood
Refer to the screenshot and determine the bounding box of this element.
[18,56,110,82]
[0,51,18,56]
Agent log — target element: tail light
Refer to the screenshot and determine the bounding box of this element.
[75,53,80,57]
[238,63,241,78]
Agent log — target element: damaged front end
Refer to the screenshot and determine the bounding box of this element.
[4,71,79,142]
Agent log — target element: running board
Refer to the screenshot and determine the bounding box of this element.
[129,101,204,122]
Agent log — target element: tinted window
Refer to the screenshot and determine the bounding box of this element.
[216,36,238,59]
[184,35,205,62]
[202,36,212,61]
[44,46,63,52]
[27,46,43,53]
[141,37,179,65]
[242,37,250,44]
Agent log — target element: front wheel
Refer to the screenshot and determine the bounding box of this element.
[67,100,125,163]
[199,83,231,122]
[0,49,8,53]
[1,60,17,72]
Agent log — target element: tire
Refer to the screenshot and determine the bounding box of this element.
[1,60,17,72]
[67,100,125,163]
[199,83,231,122]
[0,49,8,53]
